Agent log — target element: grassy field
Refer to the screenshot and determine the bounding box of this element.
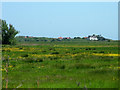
[2,40,119,88]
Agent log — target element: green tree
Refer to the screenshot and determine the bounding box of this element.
[0,20,2,44]
[1,19,19,45]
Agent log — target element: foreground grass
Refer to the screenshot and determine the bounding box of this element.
[2,41,119,88]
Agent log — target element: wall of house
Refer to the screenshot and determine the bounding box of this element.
[89,37,98,40]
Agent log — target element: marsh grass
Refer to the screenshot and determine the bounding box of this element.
[2,41,119,88]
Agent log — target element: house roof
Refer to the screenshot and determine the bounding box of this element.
[89,36,97,38]
[58,37,63,39]
[84,37,88,39]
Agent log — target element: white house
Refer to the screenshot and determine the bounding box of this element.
[89,36,98,41]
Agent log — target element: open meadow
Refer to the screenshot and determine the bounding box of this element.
[2,40,119,88]
[1,1,118,88]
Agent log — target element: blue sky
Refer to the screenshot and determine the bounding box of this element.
[2,2,118,40]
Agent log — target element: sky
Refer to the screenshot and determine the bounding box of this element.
[2,2,118,40]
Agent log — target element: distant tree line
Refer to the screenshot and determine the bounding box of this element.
[74,37,81,39]
[16,35,110,43]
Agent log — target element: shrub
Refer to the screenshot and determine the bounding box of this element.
[32,52,38,54]
[19,47,23,49]
[85,48,91,50]
[51,52,59,54]
[93,51,97,53]
[21,54,29,57]
[36,58,43,62]
[60,65,65,69]
[99,51,104,53]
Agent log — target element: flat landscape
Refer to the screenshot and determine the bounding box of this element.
[1,2,118,89]
[2,39,119,88]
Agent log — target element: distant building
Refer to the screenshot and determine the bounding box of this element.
[25,36,33,38]
[58,37,70,40]
[67,37,71,39]
[63,37,71,39]
[58,37,63,40]
[83,37,88,39]
[89,36,98,41]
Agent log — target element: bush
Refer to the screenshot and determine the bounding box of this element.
[21,54,29,57]
[51,52,59,54]
[99,51,104,53]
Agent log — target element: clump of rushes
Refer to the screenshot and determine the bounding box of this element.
[21,54,29,57]
[99,51,105,53]
[51,52,59,54]
[19,47,23,49]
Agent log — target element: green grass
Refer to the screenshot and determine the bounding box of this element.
[2,40,119,88]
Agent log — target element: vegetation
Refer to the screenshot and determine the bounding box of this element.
[15,35,115,45]
[2,40,119,88]
[1,19,19,45]
[1,20,119,88]
[88,34,107,41]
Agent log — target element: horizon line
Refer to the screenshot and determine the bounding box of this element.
[16,35,118,40]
